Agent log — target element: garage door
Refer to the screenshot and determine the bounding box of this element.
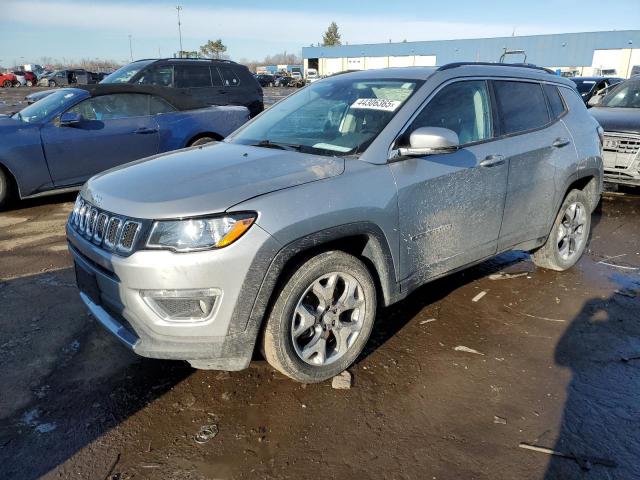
[389,56,414,67]
[414,55,436,66]
[324,58,344,75]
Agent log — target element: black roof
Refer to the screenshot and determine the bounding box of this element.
[569,76,623,81]
[131,57,238,65]
[76,84,211,111]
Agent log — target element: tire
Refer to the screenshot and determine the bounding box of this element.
[532,189,591,271]
[188,136,216,147]
[0,168,13,210]
[26,81,33,87]
[261,251,377,383]
[2,80,10,88]
[48,80,56,88]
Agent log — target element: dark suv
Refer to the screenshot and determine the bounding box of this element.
[101,59,264,117]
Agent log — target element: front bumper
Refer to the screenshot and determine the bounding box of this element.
[66,221,280,370]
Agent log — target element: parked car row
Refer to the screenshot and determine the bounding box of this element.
[255,72,305,88]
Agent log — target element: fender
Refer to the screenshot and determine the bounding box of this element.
[228,222,400,341]
[556,165,602,216]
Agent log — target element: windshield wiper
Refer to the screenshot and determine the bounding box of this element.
[251,140,302,152]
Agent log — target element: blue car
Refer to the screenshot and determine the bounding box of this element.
[0,84,250,208]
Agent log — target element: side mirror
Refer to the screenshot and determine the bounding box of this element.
[398,127,459,157]
[587,95,602,107]
[59,112,82,126]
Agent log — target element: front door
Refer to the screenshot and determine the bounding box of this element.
[389,80,508,284]
[41,93,160,186]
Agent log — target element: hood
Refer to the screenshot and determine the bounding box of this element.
[590,107,640,134]
[0,116,21,129]
[83,142,345,219]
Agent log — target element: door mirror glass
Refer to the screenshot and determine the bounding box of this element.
[398,127,459,157]
[59,111,82,126]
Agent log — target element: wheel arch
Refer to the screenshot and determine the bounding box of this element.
[185,131,224,148]
[236,223,400,345]
[0,160,20,200]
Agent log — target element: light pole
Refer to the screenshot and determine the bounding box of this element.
[626,40,633,78]
[128,34,133,62]
[176,6,183,58]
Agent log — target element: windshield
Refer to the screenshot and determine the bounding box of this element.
[228,77,421,156]
[12,89,84,123]
[100,60,154,84]
[571,79,596,94]
[601,81,640,108]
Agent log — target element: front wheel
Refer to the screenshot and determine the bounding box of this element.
[261,251,377,383]
[532,189,591,271]
[26,80,33,87]
[48,80,56,87]
[2,80,11,88]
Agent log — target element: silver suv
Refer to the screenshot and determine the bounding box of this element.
[67,64,603,383]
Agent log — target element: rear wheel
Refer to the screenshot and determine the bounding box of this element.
[2,80,11,88]
[26,80,33,87]
[188,136,216,147]
[532,189,591,271]
[48,80,56,88]
[261,251,377,383]
[0,168,14,210]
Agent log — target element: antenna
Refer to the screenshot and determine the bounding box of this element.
[176,6,183,58]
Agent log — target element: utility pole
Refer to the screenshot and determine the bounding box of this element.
[128,34,133,62]
[176,5,183,58]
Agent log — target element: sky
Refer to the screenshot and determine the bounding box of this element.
[1,0,640,66]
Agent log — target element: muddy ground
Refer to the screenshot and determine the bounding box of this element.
[1,87,640,480]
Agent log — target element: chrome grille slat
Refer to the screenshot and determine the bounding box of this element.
[104,217,123,250]
[93,213,109,243]
[70,196,144,255]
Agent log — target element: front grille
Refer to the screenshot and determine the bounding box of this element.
[603,135,640,155]
[69,196,143,255]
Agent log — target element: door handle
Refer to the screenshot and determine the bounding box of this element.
[133,127,158,135]
[552,137,571,148]
[480,154,505,168]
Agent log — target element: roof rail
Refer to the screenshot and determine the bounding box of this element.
[437,62,555,75]
[131,58,237,64]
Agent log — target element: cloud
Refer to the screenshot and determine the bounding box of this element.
[4,0,563,48]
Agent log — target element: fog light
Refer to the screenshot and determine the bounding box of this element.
[141,288,221,322]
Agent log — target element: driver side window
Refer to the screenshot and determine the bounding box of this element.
[67,94,152,121]
[408,80,493,145]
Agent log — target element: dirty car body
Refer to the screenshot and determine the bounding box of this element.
[0,84,249,201]
[67,64,603,382]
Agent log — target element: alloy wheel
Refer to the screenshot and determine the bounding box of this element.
[557,202,587,261]
[291,272,366,366]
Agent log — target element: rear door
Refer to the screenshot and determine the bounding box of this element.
[174,64,216,104]
[390,79,509,282]
[493,80,576,250]
[41,93,160,186]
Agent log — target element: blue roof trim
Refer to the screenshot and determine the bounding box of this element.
[302,30,640,66]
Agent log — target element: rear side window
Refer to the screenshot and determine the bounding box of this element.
[175,65,212,88]
[493,81,550,135]
[543,84,567,119]
[218,66,241,87]
[68,93,152,120]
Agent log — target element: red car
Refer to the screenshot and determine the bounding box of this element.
[0,72,17,88]
[22,71,37,86]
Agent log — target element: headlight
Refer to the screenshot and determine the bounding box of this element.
[146,213,256,252]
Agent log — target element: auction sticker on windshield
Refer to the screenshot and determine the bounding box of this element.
[351,98,402,111]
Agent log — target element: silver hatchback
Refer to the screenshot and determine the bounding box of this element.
[67,63,603,382]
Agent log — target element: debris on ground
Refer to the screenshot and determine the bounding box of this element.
[503,304,566,323]
[331,370,352,390]
[419,318,437,325]
[453,345,485,356]
[194,423,219,444]
[621,354,640,363]
[489,272,529,280]
[615,288,637,298]
[493,416,507,424]
[598,261,638,271]
[518,442,617,470]
[472,291,487,302]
